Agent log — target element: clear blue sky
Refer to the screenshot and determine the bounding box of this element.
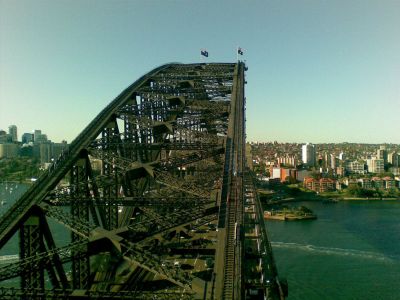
[1,0,399,144]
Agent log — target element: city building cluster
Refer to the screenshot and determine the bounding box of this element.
[251,141,400,193]
[0,125,68,164]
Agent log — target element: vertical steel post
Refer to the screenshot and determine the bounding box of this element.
[70,158,90,289]
[19,214,44,297]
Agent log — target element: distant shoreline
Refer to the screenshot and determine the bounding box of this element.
[0,180,33,185]
[340,197,399,201]
[267,196,400,204]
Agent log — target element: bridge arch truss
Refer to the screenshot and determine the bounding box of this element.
[0,62,283,299]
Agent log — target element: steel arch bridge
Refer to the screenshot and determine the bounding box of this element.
[0,62,285,299]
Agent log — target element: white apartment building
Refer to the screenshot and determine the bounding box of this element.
[367,157,384,174]
[346,160,366,174]
[302,143,316,167]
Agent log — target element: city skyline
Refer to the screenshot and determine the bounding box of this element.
[0,125,61,144]
[3,122,400,146]
[1,0,399,144]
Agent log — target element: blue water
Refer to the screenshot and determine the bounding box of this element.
[0,183,72,287]
[0,182,29,219]
[0,182,69,256]
[2,184,400,299]
[266,200,400,300]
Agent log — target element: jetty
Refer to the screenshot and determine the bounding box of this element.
[264,206,317,221]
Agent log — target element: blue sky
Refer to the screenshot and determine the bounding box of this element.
[1,0,399,143]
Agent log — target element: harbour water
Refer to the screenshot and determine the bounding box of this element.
[266,200,400,300]
[0,183,69,258]
[1,183,400,299]
[0,182,69,287]
[0,182,29,217]
[1,180,29,258]
[0,182,30,283]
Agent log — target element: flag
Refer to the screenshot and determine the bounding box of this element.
[238,47,244,55]
[201,49,209,57]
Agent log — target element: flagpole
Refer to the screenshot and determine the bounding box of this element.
[237,46,239,62]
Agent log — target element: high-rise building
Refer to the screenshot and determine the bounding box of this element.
[0,143,19,158]
[339,152,346,161]
[22,133,34,144]
[39,143,52,163]
[388,152,399,167]
[367,157,384,174]
[330,153,337,169]
[34,130,42,143]
[33,130,48,144]
[38,134,48,143]
[8,125,17,142]
[323,152,331,169]
[302,143,316,167]
[377,146,388,165]
[0,130,6,143]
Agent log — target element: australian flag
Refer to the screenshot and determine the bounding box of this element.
[238,47,244,55]
[201,49,209,57]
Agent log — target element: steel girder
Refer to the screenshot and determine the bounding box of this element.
[0,287,194,299]
[0,63,243,298]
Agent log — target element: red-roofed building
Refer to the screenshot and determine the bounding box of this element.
[372,177,384,189]
[320,178,336,192]
[304,177,336,193]
[304,177,319,191]
[383,177,396,189]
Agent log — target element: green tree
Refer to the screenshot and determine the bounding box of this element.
[384,188,399,198]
